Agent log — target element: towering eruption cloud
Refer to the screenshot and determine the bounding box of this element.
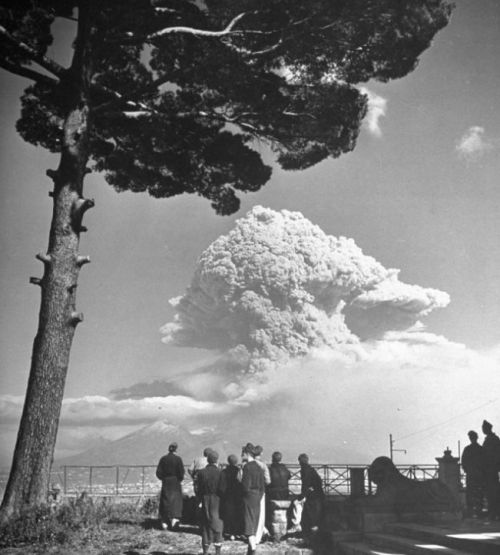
[161,206,449,373]
[155,207,498,462]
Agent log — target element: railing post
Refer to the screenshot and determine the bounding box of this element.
[116,466,120,495]
[89,466,93,494]
[142,466,145,495]
[63,466,67,495]
[350,467,365,498]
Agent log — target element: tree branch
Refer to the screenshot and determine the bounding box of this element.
[147,12,252,40]
[0,58,59,86]
[0,25,67,79]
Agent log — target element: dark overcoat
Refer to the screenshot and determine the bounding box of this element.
[267,462,291,500]
[241,460,265,536]
[482,432,500,517]
[156,452,185,520]
[197,463,223,544]
[219,464,243,535]
[300,464,324,532]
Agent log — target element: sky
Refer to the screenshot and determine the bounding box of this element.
[1,0,499,467]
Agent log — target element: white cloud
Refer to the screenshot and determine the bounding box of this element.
[0,394,228,428]
[456,126,494,160]
[359,86,387,137]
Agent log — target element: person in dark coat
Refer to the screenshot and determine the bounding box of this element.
[241,443,265,555]
[156,442,185,530]
[197,450,223,555]
[298,453,324,535]
[219,454,242,539]
[267,451,291,500]
[461,430,484,517]
[482,420,500,520]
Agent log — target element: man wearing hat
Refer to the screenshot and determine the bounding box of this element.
[197,449,224,555]
[481,420,500,520]
[461,430,484,517]
[298,453,324,535]
[156,442,185,530]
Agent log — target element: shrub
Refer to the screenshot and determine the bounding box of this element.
[0,494,109,547]
[141,496,159,515]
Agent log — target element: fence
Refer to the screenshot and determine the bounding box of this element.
[48,463,448,498]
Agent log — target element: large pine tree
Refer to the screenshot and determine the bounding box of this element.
[0,0,453,519]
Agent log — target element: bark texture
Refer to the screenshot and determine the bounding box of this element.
[0,7,93,521]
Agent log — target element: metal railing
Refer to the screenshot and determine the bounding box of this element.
[47,462,448,498]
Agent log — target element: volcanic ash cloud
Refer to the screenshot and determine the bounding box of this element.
[161,206,449,372]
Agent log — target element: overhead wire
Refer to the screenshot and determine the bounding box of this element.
[394,398,499,442]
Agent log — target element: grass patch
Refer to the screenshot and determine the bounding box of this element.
[0,495,156,548]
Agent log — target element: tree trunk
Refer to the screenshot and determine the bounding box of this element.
[0,110,92,521]
[0,6,93,522]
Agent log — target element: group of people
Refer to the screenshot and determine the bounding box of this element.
[155,442,324,555]
[461,419,500,520]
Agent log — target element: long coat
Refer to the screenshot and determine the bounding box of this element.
[241,460,265,536]
[219,464,243,535]
[300,464,324,532]
[156,452,185,521]
[482,431,500,517]
[197,464,223,545]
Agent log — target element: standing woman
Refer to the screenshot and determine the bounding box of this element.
[156,442,185,530]
[253,445,270,543]
[197,450,224,555]
[241,443,265,555]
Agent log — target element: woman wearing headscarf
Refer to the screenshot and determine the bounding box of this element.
[197,450,224,555]
[219,454,243,539]
[241,443,265,555]
[156,442,185,530]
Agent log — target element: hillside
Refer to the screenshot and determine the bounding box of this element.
[56,421,236,466]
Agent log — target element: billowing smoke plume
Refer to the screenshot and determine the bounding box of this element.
[161,206,449,374]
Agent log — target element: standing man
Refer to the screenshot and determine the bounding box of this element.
[197,450,224,555]
[482,420,500,521]
[461,430,484,517]
[156,442,185,530]
[298,453,324,535]
[267,451,292,500]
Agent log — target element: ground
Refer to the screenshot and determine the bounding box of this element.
[0,521,312,555]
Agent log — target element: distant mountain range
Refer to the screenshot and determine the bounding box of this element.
[55,419,367,467]
[56,421,237,466]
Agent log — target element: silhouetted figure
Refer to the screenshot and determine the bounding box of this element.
[197,450,223,555]
[267,451,292,500]
[219,454,243,539]
[189,447,211,496]
[266,451,292,536]
[482,420,500,520]
[298,453,324,535]
[156,442,184,530]
[461,430,484,517]
[241,443,265,555]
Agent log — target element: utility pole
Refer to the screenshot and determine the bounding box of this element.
[389,434,407,461]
